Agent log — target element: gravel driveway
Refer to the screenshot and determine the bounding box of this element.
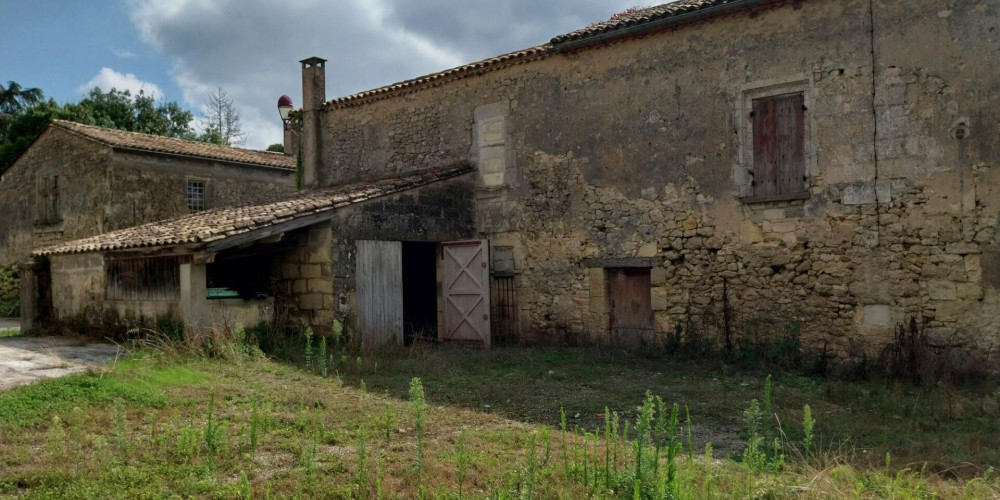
[0,337,121,391]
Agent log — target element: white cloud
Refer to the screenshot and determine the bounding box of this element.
[113,48,137,59]
[127,0,639,149]
[78,67,163,98]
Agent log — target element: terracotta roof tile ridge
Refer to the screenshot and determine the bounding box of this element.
[50,120,295,169]
[325,45,551,109]
[550,0,774,46]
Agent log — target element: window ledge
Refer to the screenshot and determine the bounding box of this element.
[739,191,810,204]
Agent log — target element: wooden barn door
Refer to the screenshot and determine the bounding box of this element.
[608,268,653,348]
[356,240,403,346]
[442,240,491,348]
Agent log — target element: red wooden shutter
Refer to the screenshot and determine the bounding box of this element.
[752,98,777,198]
[775,94,805,195]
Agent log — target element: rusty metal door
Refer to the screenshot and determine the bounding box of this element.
[608,268,653,348]
[442,240,491,348]
[356,240,403,346]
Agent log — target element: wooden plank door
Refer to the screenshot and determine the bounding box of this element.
[442,240,491,348]
[356,240,403,347]
[608,268,653,348]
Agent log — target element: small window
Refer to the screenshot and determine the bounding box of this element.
[750,92,806,200]
[187,180,206,213]
[36,175,61,224]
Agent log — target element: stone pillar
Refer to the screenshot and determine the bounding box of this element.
[300,57,326,189]
[179,262,208,332]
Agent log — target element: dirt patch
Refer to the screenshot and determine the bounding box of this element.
[0,337,120,391]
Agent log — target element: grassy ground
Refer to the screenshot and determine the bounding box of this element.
[0,329,18,338]
[0,344,998,499]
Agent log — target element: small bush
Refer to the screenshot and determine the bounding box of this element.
[0,264,20,317]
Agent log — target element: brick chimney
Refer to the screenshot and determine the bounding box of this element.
[300,57,326,188]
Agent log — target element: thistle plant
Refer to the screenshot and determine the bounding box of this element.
[665,402,681,494]
[742,399,766,471]
[634,391,655,489]
[604,407,612,487]
[249,395,260,457]
[560,407,569,477]
[763,374,773,439]
[456,428,469,500]
[318,337,328,377]
[383,402,395,443]
[686,405,694,461]
[303,327,314,372]
[410,377,427,475]
[802,404,815,458]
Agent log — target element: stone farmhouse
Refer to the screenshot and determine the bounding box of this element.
[26,0,1000,356]
[0,120,297,267]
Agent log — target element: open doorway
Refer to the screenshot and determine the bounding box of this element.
[402,242,438,344]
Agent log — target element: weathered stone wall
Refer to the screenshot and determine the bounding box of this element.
[318,0,1000,353]
[0,129,112,266]
[329,176,477,325]
[0,128,296,266]
[105,151,295,230]
[274,225,336,332]
[49,253,106,320]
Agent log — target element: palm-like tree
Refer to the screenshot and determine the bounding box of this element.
[0,81,44,114]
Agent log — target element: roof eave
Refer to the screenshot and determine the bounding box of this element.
[551,0,774,53]
[111,146,296,172]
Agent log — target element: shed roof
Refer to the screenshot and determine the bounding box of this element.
[51,120,296,170]
[35,163,474,257]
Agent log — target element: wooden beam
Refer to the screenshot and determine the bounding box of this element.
[204,210,336,253]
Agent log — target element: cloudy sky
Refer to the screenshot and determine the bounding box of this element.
[1,0,643,149]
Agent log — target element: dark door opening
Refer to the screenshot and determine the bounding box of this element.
[402,242,438,344]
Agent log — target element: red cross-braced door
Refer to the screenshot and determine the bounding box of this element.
[442,240,491,348]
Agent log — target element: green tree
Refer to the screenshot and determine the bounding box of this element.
[0,81,45,138]
[197,125,225,145]
[266,143,284,152]
[63,88,195,139]
[0,81,43,114]
[0,86,198,172]
[0,99,64,170]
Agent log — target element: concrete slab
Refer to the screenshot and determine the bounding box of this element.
[0,337,121,391]
[0,318,18,332]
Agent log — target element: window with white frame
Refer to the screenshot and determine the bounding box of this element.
[186,180,206,213]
